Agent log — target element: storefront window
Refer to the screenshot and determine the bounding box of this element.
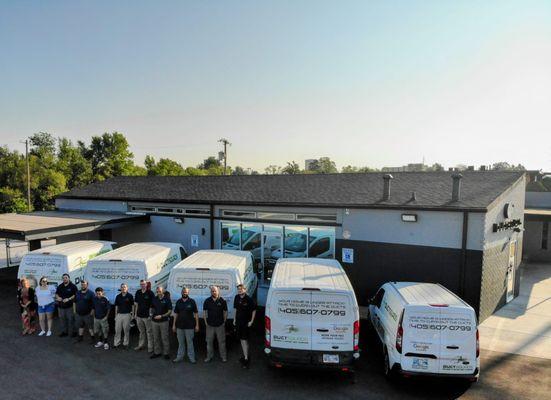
[308,227,335,259]
[241,224,262,262]
[221,222,241,250]
[283,226,308,257]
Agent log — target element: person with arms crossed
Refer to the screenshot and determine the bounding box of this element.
[172,287,199,364]
[55,274,78,337]
[114,283,134,349]
[203,286,228,363]
[233,284,256,369]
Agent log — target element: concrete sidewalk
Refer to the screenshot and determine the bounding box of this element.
[479,262,551,359]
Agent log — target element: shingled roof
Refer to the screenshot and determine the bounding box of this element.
[57,171,525,212]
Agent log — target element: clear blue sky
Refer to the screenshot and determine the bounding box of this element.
[1,0,550,171]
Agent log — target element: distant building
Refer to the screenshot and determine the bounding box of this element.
[382,163,427,172]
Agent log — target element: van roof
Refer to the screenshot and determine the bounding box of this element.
[173,250,249,271]
[91,242,181,262]
[28,240,114,257]
[271,258,353,292]
[390,282,470,308]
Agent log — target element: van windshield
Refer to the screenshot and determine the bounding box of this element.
[285,233,307,252]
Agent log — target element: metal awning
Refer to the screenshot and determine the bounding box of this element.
[524,208,551,222]
[0,211,150,241]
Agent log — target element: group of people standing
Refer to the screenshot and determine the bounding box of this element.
[18,274,257,368]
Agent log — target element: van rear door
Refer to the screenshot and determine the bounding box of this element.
[311,292,355,353]
[401,305,441,374]
[437,307,477,375]
[270,290,312,351]
[201,270,234,299]
[177,269,208,298]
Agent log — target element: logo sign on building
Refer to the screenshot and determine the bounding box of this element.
[191,235,199,248]
[342,248,354,264]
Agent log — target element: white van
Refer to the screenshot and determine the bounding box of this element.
[166,250,257,319]
[264,258,360,370]
[17,240,115,288]
[368,282,479,381]
[85,242,187,302]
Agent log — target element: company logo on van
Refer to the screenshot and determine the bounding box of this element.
[383,301,397,321]
[161,254,178,269]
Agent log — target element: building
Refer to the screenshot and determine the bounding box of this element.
[0,171,526,321]
[523,172,551,262]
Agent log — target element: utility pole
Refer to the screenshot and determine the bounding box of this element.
[218,138,231,175]
[21,139,31,212]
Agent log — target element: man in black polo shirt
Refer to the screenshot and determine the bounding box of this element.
[55,274,78,337]
[203,286,228,363]
[150,286,172,360]
[233,284,256,368]
[114,283,134,349]
[172,287,199,363]
[133,280,154,352]
[74,280,95,344]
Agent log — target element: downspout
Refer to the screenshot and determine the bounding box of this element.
[460,211,469,297]
[209,204,215,250]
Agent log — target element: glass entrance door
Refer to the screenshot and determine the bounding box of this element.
[260,231,282,285]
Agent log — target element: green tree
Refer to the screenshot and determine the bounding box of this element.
[265,165,281,175]
[57,138,93,189]
[144,156,185,176]
[282,161,301,175]
[80,132,137,180]
[232,166,247,175]
[0,187,28,213]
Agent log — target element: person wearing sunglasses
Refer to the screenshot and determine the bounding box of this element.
[35,277,55,336]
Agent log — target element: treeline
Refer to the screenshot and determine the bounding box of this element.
[0,131,527,213]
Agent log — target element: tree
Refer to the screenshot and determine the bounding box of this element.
[317,157,338,174]
[30,132,56,160]
[79,132,137,181]
[265,165,281,175]
[491,162,526,171]
[0,187,28,213]
[199,156,221,170]
[428,163,444,172]
[281,161,301,175]
[57,138,93,189]
[232,166,247,175]
[144,156,185,176]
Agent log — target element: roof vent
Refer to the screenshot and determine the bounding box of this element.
[452,173,463,202]
[383,174,393,201]
[410,191,417,202]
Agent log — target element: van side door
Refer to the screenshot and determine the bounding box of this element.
[370,288,386,342]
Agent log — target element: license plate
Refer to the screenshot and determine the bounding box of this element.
[323,354,339,364]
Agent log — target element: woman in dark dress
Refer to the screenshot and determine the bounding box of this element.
[18,278,37,335]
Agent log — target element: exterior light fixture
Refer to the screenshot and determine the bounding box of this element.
[174,218,184,224]
[401,214,418,222]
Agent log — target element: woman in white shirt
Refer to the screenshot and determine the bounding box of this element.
[35,276,55,336]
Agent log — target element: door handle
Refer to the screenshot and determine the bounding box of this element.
[446,345,459,350]
[316,329,329,332]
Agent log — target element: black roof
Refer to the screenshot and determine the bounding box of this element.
[57,171,525,212]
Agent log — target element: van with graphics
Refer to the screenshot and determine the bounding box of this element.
[166,250,257,320]
[264,258,360,373]
[368,282,479,381]
[85,242,187,302]
[17,241,115,288]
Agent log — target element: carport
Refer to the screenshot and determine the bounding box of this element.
[0,211,150,250]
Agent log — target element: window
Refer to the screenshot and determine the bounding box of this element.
[308,227,335,259]
[543,222,549,250]
[221,222,241,249]
[241,224,262,262]
[257,212,295,221]
[156,207,174,214]
[222,210,257,218]
[131,206,156,212]
[184,209,210,216]
[296,213,337,222]
[372,289,385,308]
[284,226,308,257]
[179,247,188,260]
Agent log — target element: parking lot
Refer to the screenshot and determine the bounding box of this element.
[1,269,549,400]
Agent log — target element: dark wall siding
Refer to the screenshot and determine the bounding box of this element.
[479,236,523,322]
[336,239,483,315]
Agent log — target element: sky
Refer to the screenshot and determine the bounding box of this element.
[1,0,550,171]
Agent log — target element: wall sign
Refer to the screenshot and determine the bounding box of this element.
[493,219,522,233]
[342,248,354,264]
[191,235,199,247]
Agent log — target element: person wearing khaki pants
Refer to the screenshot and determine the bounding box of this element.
[150,287,172,360]
[203,286,228,363]
[133,280,155,353]
[113,283,134,349]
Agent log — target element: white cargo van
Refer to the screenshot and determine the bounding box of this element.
[368,282,479,381]
[17,241,115,288]
[166,250,257,319]
[264,258,360,371]
[85,242,187,302]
